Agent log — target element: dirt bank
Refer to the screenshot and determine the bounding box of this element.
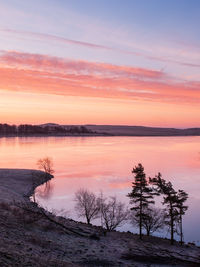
[0,169,199,266]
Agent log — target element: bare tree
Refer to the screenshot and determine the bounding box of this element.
[74,188,100,224]
[100,196,129,231]
[32,157,54,203]
[130,207,166,236]
[37,157,54,176]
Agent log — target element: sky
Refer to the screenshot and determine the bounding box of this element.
[0,0,199,127]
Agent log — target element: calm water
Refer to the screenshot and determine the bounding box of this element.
[0,136,200,243]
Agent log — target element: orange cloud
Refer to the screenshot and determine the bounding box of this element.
[0,51,200,105]
[0,50,163,78]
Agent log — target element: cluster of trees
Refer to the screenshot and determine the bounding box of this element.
[74,163,188,245]
[0,123,17,135]
[66,126,94,134]
[0,123,94,136]
[74,189,129,231]
[34,158,188,245]
[128,163,188,244]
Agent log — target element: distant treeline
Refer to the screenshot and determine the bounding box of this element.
[0,123,97,136]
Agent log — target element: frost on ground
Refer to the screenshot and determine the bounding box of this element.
[0,169,199,266]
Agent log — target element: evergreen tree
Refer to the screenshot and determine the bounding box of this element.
[176,190,188,245]
[127,163,155,239]
[150,173,179,245]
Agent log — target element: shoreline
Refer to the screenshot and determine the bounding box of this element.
[1,124,200,137]
[0,169,200,266]
[1,133,200,138]
[0,169,53,203]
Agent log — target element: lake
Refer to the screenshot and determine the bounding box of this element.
[0,136,199,244]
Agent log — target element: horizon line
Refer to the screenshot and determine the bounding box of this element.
[1,122,200,130]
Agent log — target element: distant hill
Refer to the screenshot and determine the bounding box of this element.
[0,123,200,136]
[39,123,60,127]
[84,125,200,136]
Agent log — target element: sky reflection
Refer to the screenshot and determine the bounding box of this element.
[0,136,199,243]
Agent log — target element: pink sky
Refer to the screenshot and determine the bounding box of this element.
[0,50,199,127]
[0,1,200,127]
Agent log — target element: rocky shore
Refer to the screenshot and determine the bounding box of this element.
[0,169,199,266]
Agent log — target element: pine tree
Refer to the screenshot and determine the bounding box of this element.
[127,163,155,239]
[150,173,178,245]
[176,190,188,245]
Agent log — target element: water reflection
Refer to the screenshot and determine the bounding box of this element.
[36,181,54,200]
[0,136,200,243]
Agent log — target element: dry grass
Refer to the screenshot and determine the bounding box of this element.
[0,169,199,266]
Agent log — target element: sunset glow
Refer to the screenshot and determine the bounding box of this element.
[0,0,199,127]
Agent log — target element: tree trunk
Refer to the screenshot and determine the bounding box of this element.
[170,203,174,245]
[146,229,150,236]
[171,219,174,245]
[86,216,90,224]
[139,200,142,239]
[180,214,183,245]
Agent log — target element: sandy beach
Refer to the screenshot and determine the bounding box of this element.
[0,169,199,266]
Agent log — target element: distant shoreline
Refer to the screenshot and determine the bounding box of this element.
[1,123,200,137]
[1,133,200,137]
[0,133,111,138]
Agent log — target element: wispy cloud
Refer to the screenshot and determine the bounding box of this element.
[0,51,199,104]
[1,28,200,69]
[0,50,163,78]
[1,28,111,50]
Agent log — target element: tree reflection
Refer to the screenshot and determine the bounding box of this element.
[36,180,54,200]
